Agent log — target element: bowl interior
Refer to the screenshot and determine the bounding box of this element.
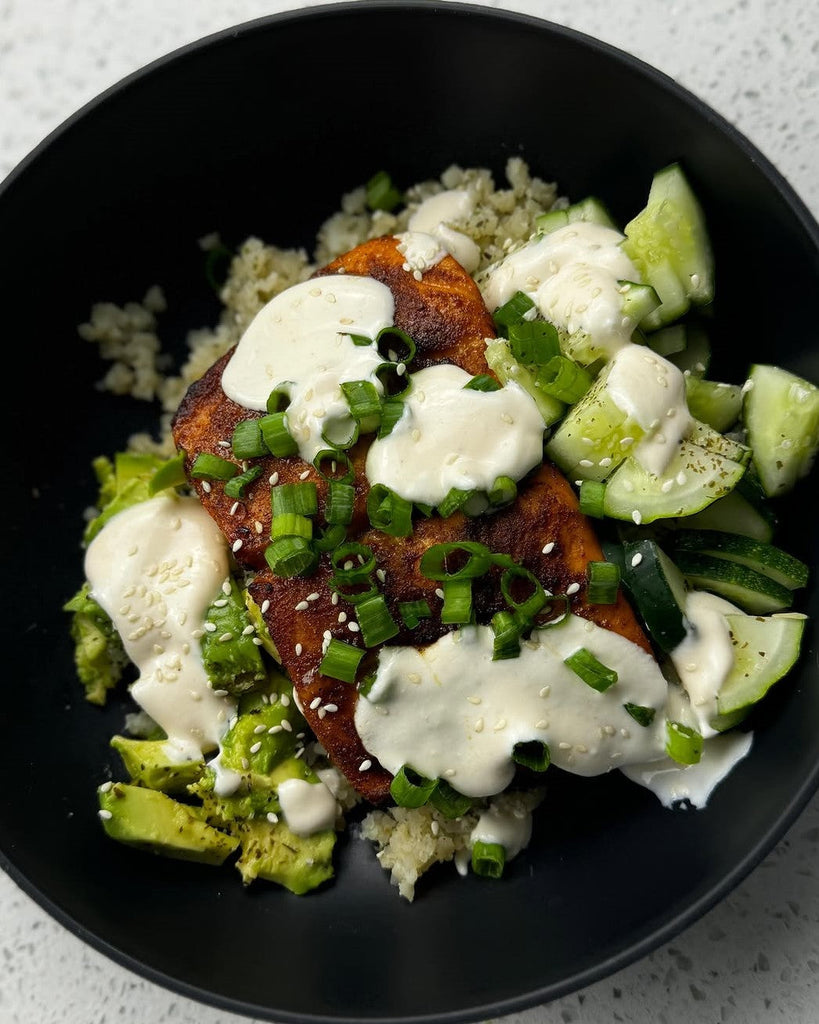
[2,4,818,1022]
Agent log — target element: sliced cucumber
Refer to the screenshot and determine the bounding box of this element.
[646,324,686,359]
[685,378,743,433]
[484,338,565,427]
[743,363,819,497]
[672,551,794,614]
[618,539,690,653]
[678,489,774,544]
[687,420,751,467]
[544,372,644,482]
[618,281,661,324]
[602,440,745,524]
[669,530,809,590]
[717,613,807,715]
[622,164,714,330]
[665,324,712,377]
[536,196,617,234]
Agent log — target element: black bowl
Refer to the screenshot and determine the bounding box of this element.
[2,4,818,1022]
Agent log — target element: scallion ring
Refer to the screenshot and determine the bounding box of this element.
[419,541,492,581]
[564,647,618,692]
[389,765,438,808]
[318,638,364,684]
[471,840,505,879]
[586,560,620,605]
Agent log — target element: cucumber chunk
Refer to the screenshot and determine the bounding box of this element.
[717,613,807,715]
[654,324,711,377]
[687,420,751,467]
[669,530,809,590]
[678,489,774,543]
[685,378,743,433]
[672,551,794,614]
[536,196,617,234]
[743,364,819,497]
[618,539,690,653]
[602,440,745,523]
[622,164,715,330]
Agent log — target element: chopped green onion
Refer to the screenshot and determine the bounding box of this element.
[437,487,475,518]
[507,319,560,365]
[325,481,355,525]
[318,638,365,684]
[148,451,187,495]
[579,479,606,518]
[463,374,501,392]
[270,512,312,540]
[365,170,403,212]
[231,419,268,459]
[419,541,492,581]
[587,561,620,605]
[191,452,239,481]
[500,565,548,622]
[624,703,656,727]
[440,579,473,625]
[314,523,347,553]
[537,355,593,404]
[488,475,517,507]
[398,600,432,629]
[321,416,359,450]
[389,765,437,808]
[564,647,618,692]
[377,397,406,438]
[224,464,264,498]
[666,721,703,765]
[349,333,375,347]
[266,385,291,413]
[341,380,382,432]
[313,448,354,483]
[512,739,551,772]
[414,502,434,518]
[492,291,535,335]
[429,779,473,818]
[355,593,399,647]
[264,536,318,578]
[259,412,299,457]
[271,482,318,517]
[366,483,413,537]
[491,610,521,660]
[376,326,416,365]
[375,361,411,397]
[532,594,570,629]
[471,840,505,879]
[331,542,376,580]
[330,577,379,605]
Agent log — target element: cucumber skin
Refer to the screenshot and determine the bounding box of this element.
[618,539,689,653]
[717,613,806,715]
[669,529,809,590]
[673,551,794,614]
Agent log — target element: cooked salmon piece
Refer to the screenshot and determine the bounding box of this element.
[248,461,651,805]
[171,237,495,567]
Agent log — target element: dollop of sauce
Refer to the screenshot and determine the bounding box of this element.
[605,344,692,475]
[277,777,338,837]
[670,590,741,737]
[84,495,235,761]
[480,222,641,356]
[355,618,668,798]
[405,189,481,273]
[365,364,545,505]
[221,276,394,463]
[621,732,753,808]
[471,800,533,859]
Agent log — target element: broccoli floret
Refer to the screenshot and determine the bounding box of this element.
[63,583,128,705]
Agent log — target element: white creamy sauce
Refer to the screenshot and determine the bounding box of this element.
[480,222,641,356]
[471,801,533,859]
[365,363,545,505]
[671,590,742,737]
[220,276,395,463]
[355,618,669,798]
[84,495,235,761]
[277,777,338,837]
[604,343,692,476]
[405,189,481,273]
[208,749,244,798]
[621,732,753,808]
[395,231,447,275]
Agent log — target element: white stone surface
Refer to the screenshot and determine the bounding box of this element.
[1,2,818,1023]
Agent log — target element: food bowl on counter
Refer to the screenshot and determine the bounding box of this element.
[1,3,818,1022]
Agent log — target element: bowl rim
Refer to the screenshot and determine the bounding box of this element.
[2,3,819,1023]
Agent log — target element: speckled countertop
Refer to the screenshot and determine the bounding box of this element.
[2,1,818,1022]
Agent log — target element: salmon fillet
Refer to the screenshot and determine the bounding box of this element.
[173,235,654,804]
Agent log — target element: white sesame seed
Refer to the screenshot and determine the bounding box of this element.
[631,509,643,525]
[254,521,263,534]
[299,469,310,481]
[310,697,321,710]
[539,685,551,698]
[261,600,270,614]
[219,632,233,642]
[324,703,338,713]
[566,582,580,595]
[435,588,445,600]
[222,580,231,596]
[331,592,339,606]
[338,611,348,623]
[280,719,293,733]
[306,592,320,602]
[99,781,114,793]
[267,812,279,824]
[229,501,239,516]
[431,820,440,836]
[203,622,217,633]
[254,724,267,734]
[201,481,212,493]
[295,643,303,656]
[630,553,643,567]
[542,542,555,554]
[295,600,309,611]
[359,759,372,772]
[250,742,262,754]
[213,688,229,697]
[241,758,250,770]
[232,539,243,552]
[268,725,283,735]
[269,472,280,485]
[242,624,255,636]
[376,568,386,583]
[280,693,291,707]
[348,621,361,633]
[579,459,594,468]
[98,809,113,820]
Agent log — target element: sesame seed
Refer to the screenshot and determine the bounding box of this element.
[213,689,229,697]
[203,622,217,633]
[219,632,233,642]
[631,509,643,525]
[493,718,507,732]
[310,697,322,710]
[222,580,231,596]
[250,742,262,754]
[324,703,338,713]
[232,539,243,552]
[542,542,555,554]
[331,592,339,606]
[299,469,310,480]
[241,758,250,770]
[535,719,549,729]
[98,809,113,820]
[269,472,279,485]
[317,708,326,719]
[359,759,372,772]
[348,621,361,633]
[539,685,551,698]
[201,481,212,493]
[338,612,348,623]
[306,592,320,602]
[254,724,267,734]
[280,693,291,707]
[397,363,406,377]
[242,624,255,636]
[558,742,572,751]
[254,521,263,534]
[229,501,239,516]
[376,568,386,583]
[217,439,231,448]
[435,587,445,600]
[295,643,303,656]
[295,600,309,611]
[579,459,594,468]
[261,600,270,614]
[630,553,643,567]
[474,718,484,733]
[268,725,283,735]
[280,719,293,733]
[566,582,580,595]
[99,781,114,792]
[267,812,279,824]
[467,696,481,705]
[431,820,440,836]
